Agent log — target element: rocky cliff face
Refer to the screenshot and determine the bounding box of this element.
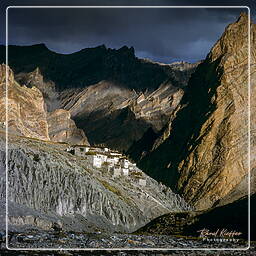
[0,65,89,145]
[139,13,255,210]
[0,64,49,141]
[15,67,60,112]
[0,133,191,233]
[47,109,89,145]
[60,80,184,151]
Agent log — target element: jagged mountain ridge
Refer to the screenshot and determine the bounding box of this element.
[0,44,196,91]
[137,13,255,210]
[0,44,198,151]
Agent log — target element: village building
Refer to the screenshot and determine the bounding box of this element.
[139,178,147,186]
[110,152,122,157]
[113,166,122,177]
[122,168,129,176]
[65,144,141,179]
[92,154,107,168]
[120,158,129,169]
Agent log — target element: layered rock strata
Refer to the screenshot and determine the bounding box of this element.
[0,64,49,140]
[0,65,89,145]
[139,13,255,210]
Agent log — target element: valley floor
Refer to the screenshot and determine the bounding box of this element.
[1,229,251,251]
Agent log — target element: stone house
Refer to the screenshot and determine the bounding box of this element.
[66,145,90,156]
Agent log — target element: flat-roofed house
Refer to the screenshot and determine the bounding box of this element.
[120,158,129,169]
[92,154,107,168]
[113,166,122,177]
[138,178,146,186]
[122,168,129,176]
[74,146,90,156]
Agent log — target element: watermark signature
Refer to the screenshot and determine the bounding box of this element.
[197,228,242,243]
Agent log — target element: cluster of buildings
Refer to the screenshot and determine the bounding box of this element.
[66,145,147,186]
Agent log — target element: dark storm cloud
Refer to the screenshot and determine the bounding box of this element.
[1,0,255,63]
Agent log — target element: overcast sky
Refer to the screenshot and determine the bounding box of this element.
[0,0,255,63]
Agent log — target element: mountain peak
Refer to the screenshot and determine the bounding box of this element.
[209,11,250,62]
[117,45,135,56]
[236,12,249,23]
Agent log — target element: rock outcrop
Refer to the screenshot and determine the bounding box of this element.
[139,13,255,210]
[15,67,60,112]
[47,109,89,145]
[0,64,49,141]
[0,65,89,145]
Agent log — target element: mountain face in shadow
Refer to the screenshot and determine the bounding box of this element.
[1,44,174,91]
[137,193,255,241]
[137,13,255,211]
[0,44,197,151]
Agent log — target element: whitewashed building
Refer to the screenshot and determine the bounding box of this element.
[110,152,122,157]
[120,158,129,169]
[139,178,146,186]
[122,168,129,176]
[113,167,122,177]
[92,154,107,168]
[66,145,140,180]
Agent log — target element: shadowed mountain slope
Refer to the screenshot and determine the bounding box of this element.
[138,13,255,210]
[0,44,191,91]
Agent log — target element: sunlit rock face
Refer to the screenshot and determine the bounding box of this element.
[15,67,60,112]
[139,13,255,210]
[47,109,89,145]
[0,65,89,145]
[0,64,50,141]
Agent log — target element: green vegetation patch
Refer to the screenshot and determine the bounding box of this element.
[100,180,122,197]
